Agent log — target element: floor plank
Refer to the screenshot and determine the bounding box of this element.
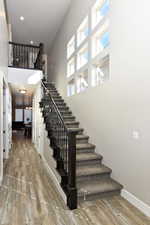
[0,132,150,225]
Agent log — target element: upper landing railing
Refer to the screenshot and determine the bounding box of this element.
[9,42,44,71]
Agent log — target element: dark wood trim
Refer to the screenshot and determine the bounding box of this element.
[8,66,42,71]
[9,41,39,49]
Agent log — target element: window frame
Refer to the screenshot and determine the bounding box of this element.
[66,0,110,96]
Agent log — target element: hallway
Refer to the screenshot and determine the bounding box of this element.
[0,132,150,225]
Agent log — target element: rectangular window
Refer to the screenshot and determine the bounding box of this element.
[91,55,109,86]
[77,44,88,70]
[92,0,109,29]
[67,79,76,96]
[92,20,109,58]
[67,36,75,59]
[15,109,23,122]
[77,69,88,93]
[77,17,89,47]
[67,57,75,77]
[24,109,32,123]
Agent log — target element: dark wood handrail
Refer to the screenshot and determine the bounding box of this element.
[9,41,40,49]
[41,80,68,132]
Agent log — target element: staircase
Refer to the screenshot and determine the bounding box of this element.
[40,81,123,208]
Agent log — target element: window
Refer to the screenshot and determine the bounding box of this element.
[77,17,89,47]
[77,44,88,70]
[67,57,75,77]
[24,109,32,123]
[91,55,109,86]
[67,36,75,59]
[92,0,109,29]
[67,79,76,96]
[15,109,23,122]
[92,20,109,58]
[66,0,110,95]
[77,69,88,93]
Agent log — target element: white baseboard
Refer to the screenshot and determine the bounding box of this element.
[42,155,67,204]
[121,189,150,218]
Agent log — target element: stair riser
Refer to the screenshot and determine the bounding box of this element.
[46,102,64,107]
[57,107,69,111]
[77,173,110,182]
[48,91,59,96]
[76,148,95,154]
[55,102,66,106]
[78,190,121,202]
[60,112,72,116]
[46,86,57,91]
[43,98,64,104]
[55,101,65,104]
[49,94,59,98]
[44,117,78,126]
[65,124,79,128]
[76,138,89,144]
[54,137,89,144]
[63,118,75,122]
[52,97,63,101]
[77,159,102,167]
[45,89,58,93]
[43,110,72,116]
[51,96,61,100]
[44,85,56,89]
[49,130,83,136]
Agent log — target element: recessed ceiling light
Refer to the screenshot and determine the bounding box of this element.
[19,89,26,94]
[20,16,24,21]
[30,40,34,45]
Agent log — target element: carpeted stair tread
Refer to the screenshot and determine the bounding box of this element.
[76,153,102,162]
[67,127,84,133]
[76,134,89,140]
[76,143,95,150]
[65,121,79,125]
[63,115,76,120]
[78,178,123,197]
[77,164,111,177]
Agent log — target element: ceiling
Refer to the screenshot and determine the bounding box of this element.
[10,83,36,107]
[8,68,42,107]
[6,0,71,53]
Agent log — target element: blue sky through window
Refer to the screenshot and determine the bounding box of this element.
[100,0,109,17]
[84,52,88,60]
[84,28,89,37]
[100,32,109,48]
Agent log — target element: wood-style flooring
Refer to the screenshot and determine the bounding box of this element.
[0,131,150,225]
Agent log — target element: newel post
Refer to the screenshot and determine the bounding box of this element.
[67,130,78,210]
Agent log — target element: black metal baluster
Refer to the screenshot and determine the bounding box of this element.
[41,81,77,210]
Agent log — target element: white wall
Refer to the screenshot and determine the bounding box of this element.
[3,86,12,160]
[8,68,43,84]
[0,0,9,184]
[48,0,150,206]
[32,83,44,155]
